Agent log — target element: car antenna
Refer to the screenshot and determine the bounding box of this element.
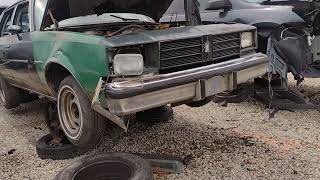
[48,9,59,30]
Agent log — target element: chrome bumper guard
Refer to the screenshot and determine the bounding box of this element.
[93,53,269,122]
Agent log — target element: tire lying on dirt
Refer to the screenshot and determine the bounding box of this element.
[57,76,105,148]
[136,106,173,123]
[55,153,154,180]
[36,134,90,160]
[0,76,20,109]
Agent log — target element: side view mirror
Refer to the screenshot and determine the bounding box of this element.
[205,0,232,11]
[8,25,22,34]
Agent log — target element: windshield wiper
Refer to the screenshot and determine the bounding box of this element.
[110,15,140,22]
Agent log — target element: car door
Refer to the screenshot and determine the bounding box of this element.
[4,1,48,94]
[0,7,15,82]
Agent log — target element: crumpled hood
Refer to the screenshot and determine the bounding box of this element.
[102,23,255,48]
[64,0,174,22]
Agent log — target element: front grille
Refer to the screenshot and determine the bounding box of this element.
[160,38,203,70]
[212,33,240,63]
[159,33,240,71]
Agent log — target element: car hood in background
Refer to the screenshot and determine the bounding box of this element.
[64,0,174,22]
[232,5,305,25]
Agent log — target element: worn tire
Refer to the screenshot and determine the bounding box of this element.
[137,106,173,123]
[55,153,154,180]
[186,97,212,107]
[36,134,90,160]
[57,76,105,148]
[0,76,19,109]
[212,90,247,104]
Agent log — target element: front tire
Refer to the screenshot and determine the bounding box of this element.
[57,76,105,148]
[0,76,19,109]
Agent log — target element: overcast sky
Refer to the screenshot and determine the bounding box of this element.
[1,0,20,6]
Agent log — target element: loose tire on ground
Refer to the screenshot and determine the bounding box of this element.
[186,97,212,107]
[0,76,20,109]
[54,153,154,180]
[36,134,90,160]
[57,76,105,148]
[136,106,173,123]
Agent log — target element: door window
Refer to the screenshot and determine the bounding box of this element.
[0,9,14,36]
[13,3,30,33]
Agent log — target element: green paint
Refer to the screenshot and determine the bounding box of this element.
[31,31,108,98]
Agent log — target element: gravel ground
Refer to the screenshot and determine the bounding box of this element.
[1,76,320,180]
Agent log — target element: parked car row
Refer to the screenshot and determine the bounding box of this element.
[3,0,304,151]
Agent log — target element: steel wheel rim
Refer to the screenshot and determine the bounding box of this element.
[58,85,83,140]
[0,82,5,104]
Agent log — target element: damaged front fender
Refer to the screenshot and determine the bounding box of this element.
[91,78,130,131]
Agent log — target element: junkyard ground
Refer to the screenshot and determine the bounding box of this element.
[1,75,320,180]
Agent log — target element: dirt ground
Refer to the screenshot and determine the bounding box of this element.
[1,76,320,180]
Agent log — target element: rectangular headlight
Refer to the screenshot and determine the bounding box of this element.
[114,54,144,76]
[241,32,254,49]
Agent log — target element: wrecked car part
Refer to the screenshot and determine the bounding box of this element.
[274,27,313,80]
[267,37,289,90]
[36,134,90,160]
[266,26,316,85]
[162,0,320,81]
[91,78,130,131]
[0,0,271,148]
[255,87,320,112]
[136,153,184,174]
[54,153,153,180]
[103,53,268,116]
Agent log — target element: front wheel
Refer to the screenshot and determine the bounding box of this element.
[57,76,105,148]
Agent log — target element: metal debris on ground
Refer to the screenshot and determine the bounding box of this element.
[136,153,185,174]
[255,87,320,112]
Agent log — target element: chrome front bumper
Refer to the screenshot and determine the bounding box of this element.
[96,53,269,117]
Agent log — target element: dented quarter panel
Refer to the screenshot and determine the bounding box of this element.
[31,31,108,98]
